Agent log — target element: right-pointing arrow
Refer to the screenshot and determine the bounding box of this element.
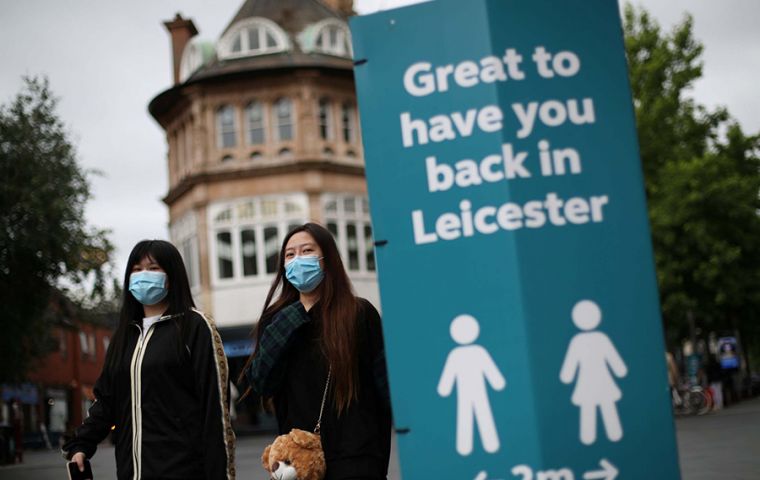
[583,459,619,480]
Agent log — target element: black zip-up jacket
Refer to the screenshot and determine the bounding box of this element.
[62,309,236,480]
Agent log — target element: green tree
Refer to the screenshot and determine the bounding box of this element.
[0,77,113,382]
[624,5,760,361]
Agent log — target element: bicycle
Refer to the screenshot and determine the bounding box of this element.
[672,383,713,416]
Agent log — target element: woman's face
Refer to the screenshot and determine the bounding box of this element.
[131,255,165,274]
[284,231,324,267]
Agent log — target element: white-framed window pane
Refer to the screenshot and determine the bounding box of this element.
[246,101,265,145]
[266,31,277,48]
[261,199,278,217]
[327,221,338,240]
[319,99,332,140]
[343,196,356,214]
[232,34,242,53]
[284,199,303,214]
[216,231,234,279]
[59,330,68,358]
[314,25,351,57]
[241,229,258,277]
[343,37,352,56]
[264,226,279,274]
[79,332,88,354]
[275,98,293,141]
[342,104,356,143]
[237,201,255,221]
[346,223,359,270]
[215,208,232,224]
[248,27,260,50]
[181,238,196,287]
[364,224,375,271]
[217,105,237,148]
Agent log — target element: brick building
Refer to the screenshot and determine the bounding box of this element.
[1,292,116,447]
[148,0,376,403]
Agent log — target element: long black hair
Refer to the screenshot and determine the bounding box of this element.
[240,223,360,413]
[106,240,195,370]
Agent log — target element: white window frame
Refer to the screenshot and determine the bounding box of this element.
[318,98,334,140]
[216,105,237,149]
[341,102,357,143]
[245,100,266,145]
[309,19,353,58]
[273,98,295,142]
[217,17,290,60]
[208,194,309,286]
[79,332,89,355]
[322,193,375,275]
[170,212,201,290]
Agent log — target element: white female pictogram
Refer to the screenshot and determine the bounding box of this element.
[560,300,627,445]
[438,314,506,456]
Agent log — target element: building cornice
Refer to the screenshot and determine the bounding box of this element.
[163,160,365,205]
[148,63,354,127]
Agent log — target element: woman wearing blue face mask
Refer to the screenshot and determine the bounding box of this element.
[62,240,236,480]
[242,223,392,480]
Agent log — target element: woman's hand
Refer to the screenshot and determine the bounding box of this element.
[71,452,87,471]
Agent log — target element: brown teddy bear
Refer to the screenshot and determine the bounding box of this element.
[261,428,326,480]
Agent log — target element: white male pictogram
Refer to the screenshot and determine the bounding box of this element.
[438,314,506,456]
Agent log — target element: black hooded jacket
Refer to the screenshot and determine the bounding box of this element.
[62,309,236,480]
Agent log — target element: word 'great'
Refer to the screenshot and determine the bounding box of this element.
[412,194,609,245]
[403,47,581,97]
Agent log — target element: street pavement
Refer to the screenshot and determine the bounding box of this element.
[676,396,760,480]
[2,397,758,479]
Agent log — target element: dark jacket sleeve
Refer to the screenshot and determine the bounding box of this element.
[246,301,310,396]
[190,311,236,480]
[61,363,116,460]
[362,299,392,410]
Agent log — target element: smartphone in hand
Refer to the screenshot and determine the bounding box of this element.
[67,460,94,480]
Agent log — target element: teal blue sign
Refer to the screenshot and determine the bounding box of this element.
[350,0,680,478]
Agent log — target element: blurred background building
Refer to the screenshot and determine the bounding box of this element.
[148,0,376,428]
[1,292,117,451]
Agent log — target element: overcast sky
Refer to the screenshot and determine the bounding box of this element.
[1,0,758,278]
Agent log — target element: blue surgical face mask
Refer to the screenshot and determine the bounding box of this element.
[285,256,324,293]
[129,271,169,306]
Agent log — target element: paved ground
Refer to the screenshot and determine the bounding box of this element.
[0,434,402,480]
[2,397,758,479]
[676,396,760,480]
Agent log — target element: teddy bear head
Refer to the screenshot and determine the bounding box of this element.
[261,428,326,480]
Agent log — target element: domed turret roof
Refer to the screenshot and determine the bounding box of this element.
[222,0,344,37]
[195,0,352,81]
[150,0,354,121]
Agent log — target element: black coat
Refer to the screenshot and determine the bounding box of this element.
[249,298,392,480]
[62,310,236,480]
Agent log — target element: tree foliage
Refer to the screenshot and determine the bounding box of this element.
[0,77,113,382]
[624,5,760,354]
